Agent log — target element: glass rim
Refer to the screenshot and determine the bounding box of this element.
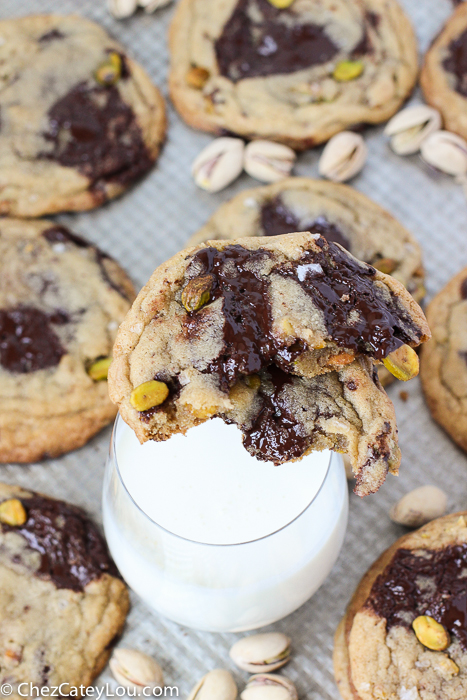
[109,413,333,548]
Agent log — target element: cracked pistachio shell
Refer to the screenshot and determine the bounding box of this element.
[192,138,245,193]
[318,132,367,182]
[390,485,447,528]
[244,141,296,183]
[385,105,441,155]
[241,675,298,700]
[229,633,291,673]
[420,131,467,176]
[107,0,138,18]
[188,670,237,700]
[109,649,164,690]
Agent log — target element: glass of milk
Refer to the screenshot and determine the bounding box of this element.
[103,415,349,632]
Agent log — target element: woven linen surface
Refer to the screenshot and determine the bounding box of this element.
[0,0,465,697]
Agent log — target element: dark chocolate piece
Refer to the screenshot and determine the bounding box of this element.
[275,238,420,359]
[215,0,339,81]
[242,365,309,463]
[42,82,153,187]
[366,544,467,651]
[0,307,66,374]
[260,197,350,249]
[2,495,119,592]
[443,28,467,97]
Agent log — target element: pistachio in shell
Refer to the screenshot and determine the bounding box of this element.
[241,675,298,700]
[188,669,237,700]
[229,633,291,673]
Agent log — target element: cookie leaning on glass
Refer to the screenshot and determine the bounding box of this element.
[108,232,430,496]
[169,0,418,148]
[187,177,425,386]
[0,14,166,218]
[334,512,467,700]
[0,482,129,694]
[0,218,135,463]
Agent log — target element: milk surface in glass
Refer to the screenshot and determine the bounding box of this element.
[103,416,348,631]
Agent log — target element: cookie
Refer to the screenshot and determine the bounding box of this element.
[109,233,430,492]
[0,482,129,693]
[420,267,467,453]
[188,180,426,386]
[0,218,135,463]
[0,14,166,218]
[169,0,418,149]
[334,512,467,700]
[421,3,467,142]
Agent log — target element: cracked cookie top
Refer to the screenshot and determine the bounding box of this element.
[109,232,429,489]
[0,14,166,217]
[169,0,417,147]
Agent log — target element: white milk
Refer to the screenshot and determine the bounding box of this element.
[103,417,348,632]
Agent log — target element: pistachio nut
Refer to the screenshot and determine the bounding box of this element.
[389,485,447,528]
[420,130,467,176]
[88,357,112,381]
[192,138,245,193]
[130,380,169,412]
[241,675,298,700]
[384,105,441,156]
[181,274,214,312]
[95,52,122,86]
[373,258,397,275]
[266,0,295,7]
[188,670,237,700]
[382,344,419,382]
[333,60,364,82]
[109,648,164,690]
[229,633,291,673]
[412,616,450,651]
[139,0,172,11]
[318,132,367,183]
[244,141,296,183]
[0,499,27,527]
[186,66,211,89]
[108,0,138,18]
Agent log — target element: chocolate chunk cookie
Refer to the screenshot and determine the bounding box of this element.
[109,233,430,493]
[188,179,425,386]
[0,482,129,693]
[169,0,418,148]
[334,512,467,700]
[421,3,467,141]
[420,267,467,453]
[0,14,166,217]
[0,218,135,463]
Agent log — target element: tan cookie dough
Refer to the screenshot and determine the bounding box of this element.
[334,512,467,700]
[109,232,430,494]
[169,0,418,148]
[0,482,129,697]
[0,14,166,217]
[420,267,467,453]
[421,3,467,142]
[0,218,135,463]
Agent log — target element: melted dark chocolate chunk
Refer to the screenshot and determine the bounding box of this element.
[0,307,66,373]
[367,544,467,650]
[2,495,119,592]
[215,0,339,81]
[260,198,350,249]
[39,29,65,43]
[276,238,420,360]
[242,365,308,463]
[461,277,467,300]
[443,28,467,97]
[189,245,279,387]
[43,82,153,186]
